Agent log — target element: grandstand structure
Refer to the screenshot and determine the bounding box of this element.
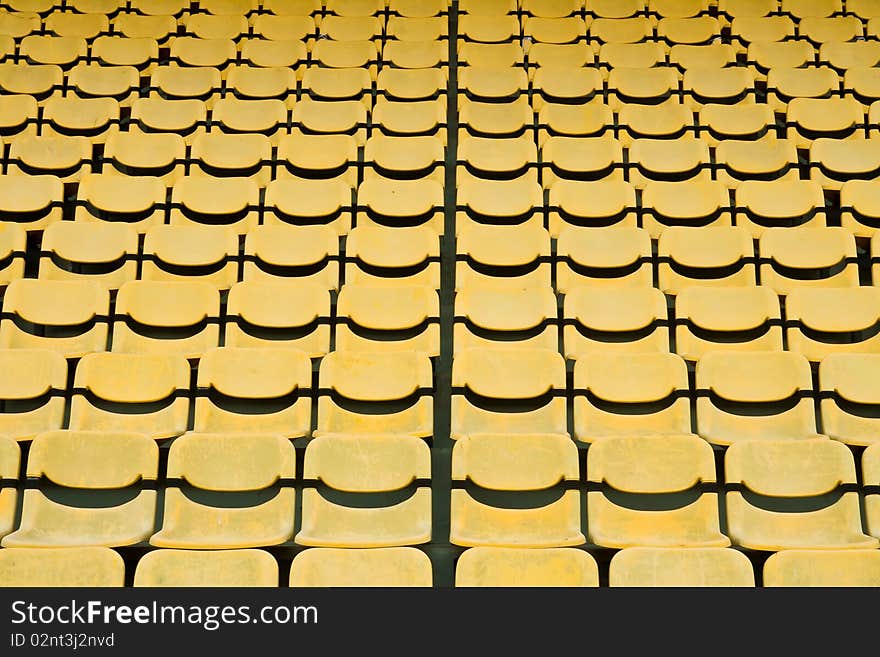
[0,0,880,588]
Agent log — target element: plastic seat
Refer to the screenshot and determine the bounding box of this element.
[112,13,177,41]
[1,430,158,548]
[129,98,207,145]
[718,0,778,20]
[556,225,652,291]
[683,67,756,107]
[609,547,755,586]
[456,223,550,290]
[375,97,447,140]
[364,135,444,182]
[786,97,865,148]
[546,176,633,233]
[290,547,433,587]
[537,102,613,143]
[68,351,187,443]
[0,547,125,586]
[242,224,340,288]
[194,347,311,437]
[225,281,331,356]
[0,349,66,441]
[735,180,828,237]
[542,135,624,187]
[315,351,434,438]
[669,43,737,69]
[785,287,880,362]
[573,352,691,442]
[292,97,368,145]
[388,0,448,17]
[799,17,862,46]
[7,134,91,183]
[386,15,448,41]
[111,280,220,358]
[183,14,248,40]
[141,225,238,289]
[453,286,558,354]
[0,63,62,100]
[75,168,165,231]
[458,134,536,182]
[588,434,729,548]
[0,224,25,287]
[190,132,272,184]
[458,42,524,67]
[311,39,378,73]
[450,433,584,548]
[758,227,859,295]
[642,181,732,239]
[326,0,384,16]
[748,40,816,78]
[459,0,517,14]
[296,433,431,548]
[821,41,880,73]
[240,38,308,69]
[730,16,796,47]
[134,549,279,587]
[819,354,880,447]
[656,226,756,294]
[766,66,840,112]
[344,225,440,288]
[336,284,440,356]
[458,96,531,138]
[841,180,880,238]
[102,132,185,184]
[522,17,589,44]
[810,139,880,192]
[458,66,528,103]
[607,67,681,108]
[377,68,447,101]
[456,177,543,229]
[657,17,721,45]
[451,348,567,439]
[714,138,800,186]
[0,174,62,232]
[850,0,880,20]
[211,98,290,140]
[38,221,138,289]
[455,548,599,587]
[590,17,654,44]
[67,64,140,104]
[150,432,296,549]
[617,103,697,146]
[382,40,447,69]
[262,177,351,232]
[301,66,372,104]
[170,175,260,233]
[150,66,222,103]
[695,350,822,445]
[130,0,191,15]
[674,286,783,362]
[251,15,316,41]
[725,439,878,550]
[458,14,519,42]
[170,37,237,70]
[20,35,87,68]
[527,43,596,71]
[0,95,39,139]
[598,42,666,69]
[699,104,777,143]
[627,137,711,188]
[0,279,109,358]
[763,549,880,586]
[275,131,357,185]
[226,65,297,101]
[585,0,645,18]
[91,36,158,70]
[45,11,108,39]
[563,287,669,357]
[0,11,39,39]
[356,177,444,233]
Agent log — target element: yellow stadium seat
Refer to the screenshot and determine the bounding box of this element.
[523,17,589,43]
[0,224,26,286]
[546,176,633,234]
[456,222,550,290]
[450,433,584,548]
[821,41,880,72]
[617,102,697,143]
[225,280,331,356]
[93,36,158,69]
[451,348,567,438]
[134,549,279,587]
[150,432,296,549]
[735,180,827,236]
[292,97,368,144]
[458,14,519,42]
[276,131,357,186]
[642,182,732,239]
[7,134,91,182]
[683,67,756,107]
[315,350,434,438]
[129,98,207,145]
[695,350,822,445]
[69,352,190,440]
[748,40,815,78]
[0,63,62,100]
[810,138,880,192]
[657,17,721,45]
[699,104,777,143]
[453,285,558,354]
[458,134,536,181]
[67,63,140,105]
[20,35,87,68]
[0,11,39,39]
[240,38,308,69]
[819,353,880,447]
[251,15,316,41]
[718,0,778,19]
[311,39,378,72]
[382,40,448,69]
[587,434,728,548]
[0,279,109,358]
[763,549,880,586]
[786,287,880,362]
[670,43,737,69]
[541,134,622,185]
[38,221,138,290]
[459,66,528,103]
[598,42,666,68]
[656,225,756,294]
[183,13,248,40]
[457,42,524,67]
[0,349,66,441]
[607,67,681,108]
[343,224,439,287]
[225,65,297,101]
[556,225,652,291]
[190,132,273,184]
[210,98,290,139]
[674,286,783,361]
[336,284,440,356]
[840,180,880,238]
[297,433,431,548]
[0,95,39,139]
[786,97,865,148]
[356,177,444,233]
[609,547,755,586]
[242,224,340,288]
[74,173,166,232]
[455,547,599,587]
[290,547,433,587]
[130,0,190,15]
[758,227,859,295]
[150,66,222,103]
[170,175,260,233]
[326,0,384,16]
[573,352,691,442]
[590,17,654,44]
[730,16,796,47]
[0,436,18,538]
[386,15,448,40]
[0,547,125,586]
[45,11,108,39]
[563,286,669,357]
[194,347,312,437]
[628,137,711,188]
[714,138,800,185]
[2,430,158,548]
[725,438,878,550]
[766,66,840,112]
[456,177,543,229]
[377,68,447,101]
[364,135,444,182]
[170,37,236,70]
[112,13,176,41]
[301,66,372,104]
[458,96,529,138]
[111,280,220,358]
[389,0,448,18]
[528,42,596,70]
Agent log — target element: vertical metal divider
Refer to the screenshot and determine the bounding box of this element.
[427,0,459,589]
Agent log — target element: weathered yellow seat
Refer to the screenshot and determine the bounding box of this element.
[455,547,599,587]
[290,547,433,587]
[134,549,279,587]
[609,547,755,586]
[0,547,125,586]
